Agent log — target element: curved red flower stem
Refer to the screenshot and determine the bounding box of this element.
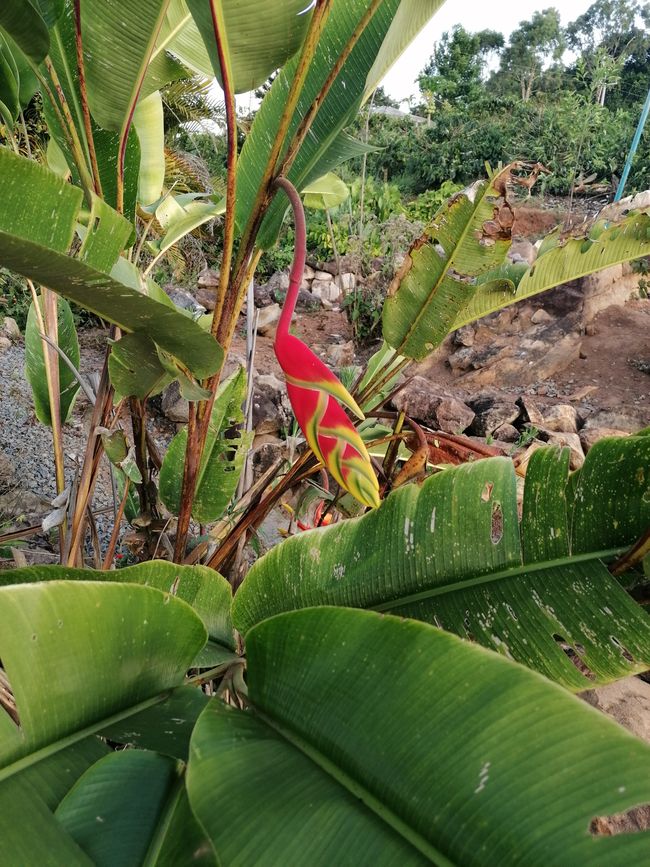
[273,177,307,341]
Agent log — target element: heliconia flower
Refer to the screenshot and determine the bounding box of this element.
[272,177,381,510]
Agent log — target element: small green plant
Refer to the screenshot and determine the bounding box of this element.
[513,425,539,450]
[342,285,384,345]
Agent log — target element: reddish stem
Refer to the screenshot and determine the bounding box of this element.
[73,0,103,197]
[273,177,306,341]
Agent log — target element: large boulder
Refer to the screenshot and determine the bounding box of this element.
[252,374,293,436]
[467,392,519,437]
[392,376,475,434]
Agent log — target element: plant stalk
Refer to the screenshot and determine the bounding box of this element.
[42,58,95,203]
[72,0,103,196]
[276,0,384,178]
[230,0,334,287]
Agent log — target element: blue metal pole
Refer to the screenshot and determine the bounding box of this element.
[614,82,650,202]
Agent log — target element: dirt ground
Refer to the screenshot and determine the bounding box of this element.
[420,298,650,418]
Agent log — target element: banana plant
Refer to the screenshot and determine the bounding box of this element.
[2,4,650,859]
[1,570,650,864]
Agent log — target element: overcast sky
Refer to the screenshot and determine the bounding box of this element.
[381,0,596,103]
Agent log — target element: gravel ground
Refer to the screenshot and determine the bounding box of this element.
[0,333,177,560]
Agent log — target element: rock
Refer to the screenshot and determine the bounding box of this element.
[327,341,355,369]
[251,437,287,481]
[266,271,290,293]
[195,285,216,311]
[582,677,650,836]
[467,393,519,437]
[582,410,646,435]
[314,270,333,282]
[1,317,20,340]
[530,308,554,325]
[517,396,545,427]
[337,273,356,294]
[513,441,547,474]
[252,374,293,436]
[161,381,189,423]
[198,267,220,287]
[453,325,475,347]
[0,449,15,493]
[544,431,584,469]
[311,279,340,303]
[0,336,11,353]
[164,285,206,315]
[447,346,475,374]
[543,403,579,434]
[508,238,536,266]
[582,677,650,742]
[493,423,520,443]
[392,377,475,434]
[254,284,274,308]
[579,426,632,452]
[566,384,598,402]
[489,309,514,333]
[256,303,281,337]
[303,265,316,281]
[456,318,582,387]
[0,488,48,517]
[272,286,320,311]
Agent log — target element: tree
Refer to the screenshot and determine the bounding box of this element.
[566,0,650,105]
[371,85,400,108]
[418,25,503,108]
[497,8,565,102]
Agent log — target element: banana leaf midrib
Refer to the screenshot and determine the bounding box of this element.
[249,703,455,867]
[372,546,627,613]
[0,691,172,785]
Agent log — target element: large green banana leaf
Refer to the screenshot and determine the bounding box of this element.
[0,582,206,772]
[0,580,212,864]
[0,148,222,378]
[159,367,251,524]
[233,437,650,690]
[452,197,650,329]
[382,165,516,359]
[55,750,214,867]
[237,0,445,249]
[0,33,20,124]
[188,607,650,865]
[40,7,143,219]
[81,0,180,133]
[0,0,50,62]
[178,0,313,94]
[0,561,235,652]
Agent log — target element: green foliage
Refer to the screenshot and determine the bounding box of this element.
[24,295,80,426]
[234,437,650,691]
[419,25,503,108]
[1,572,650,864]
[159,368,251,524]
[342,285,383,345]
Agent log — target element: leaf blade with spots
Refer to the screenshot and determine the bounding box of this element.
[234,440,650,690]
